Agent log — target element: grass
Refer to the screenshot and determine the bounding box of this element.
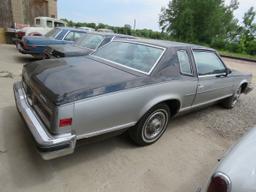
[219,50,256,61]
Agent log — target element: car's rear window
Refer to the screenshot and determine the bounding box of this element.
[75,34,104,50]
[45,28,61,38]
[93,41,165,74]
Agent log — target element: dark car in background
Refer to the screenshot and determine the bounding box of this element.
[43,32,135,59]
[17,27,87,58]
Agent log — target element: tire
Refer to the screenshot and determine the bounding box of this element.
[129,103,170,146]
[221,86,242,109]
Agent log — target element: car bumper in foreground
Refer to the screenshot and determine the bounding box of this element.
[13,81,76,160]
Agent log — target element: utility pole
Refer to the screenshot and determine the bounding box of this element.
[133,19,136,30]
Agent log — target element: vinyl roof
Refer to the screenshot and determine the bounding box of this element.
[118,38,215,50]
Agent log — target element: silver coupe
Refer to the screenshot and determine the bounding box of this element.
[13,39,253,159]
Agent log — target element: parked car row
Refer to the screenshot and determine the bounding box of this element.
[17,27,88,58]
[44,31,135,59]
[17,27,135,59]
[13,25,254,191]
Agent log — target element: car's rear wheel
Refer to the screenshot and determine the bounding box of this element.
[129,103,170,146]
[221,86,242,109]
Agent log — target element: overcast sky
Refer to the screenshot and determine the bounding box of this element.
[58,0,256,30]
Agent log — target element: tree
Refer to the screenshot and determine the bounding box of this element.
[159,0,238,44]
[242,7,256,53]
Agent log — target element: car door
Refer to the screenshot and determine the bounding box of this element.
[192,49,234,105]
[176,49,198,108]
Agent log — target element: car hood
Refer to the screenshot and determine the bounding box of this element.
[23,56,141,105]
[23,36,61,46]
[49,44,93,57]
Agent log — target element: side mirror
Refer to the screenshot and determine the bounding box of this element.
[226,68,232,75]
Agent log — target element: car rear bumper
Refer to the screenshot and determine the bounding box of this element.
[13,81,76,160]
[16,42,36,55]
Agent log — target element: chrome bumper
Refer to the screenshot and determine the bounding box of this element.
[13,81,76,160]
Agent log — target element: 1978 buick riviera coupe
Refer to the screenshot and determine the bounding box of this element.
[13,39,253,160]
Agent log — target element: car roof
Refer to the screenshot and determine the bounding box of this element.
[115,38,215,51]
[56,27,88,32]
[85,31,135,38]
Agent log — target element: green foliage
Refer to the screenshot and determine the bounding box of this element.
[159,0,239,44]
[61,4,256,57]
[241,7,256,55]
[247,40,256,55]
[60,18,173,40]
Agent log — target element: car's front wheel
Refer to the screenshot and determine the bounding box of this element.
[129,103,170,146]
[221,86,242,109]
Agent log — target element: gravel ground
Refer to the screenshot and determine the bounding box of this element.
[0,44,255,192]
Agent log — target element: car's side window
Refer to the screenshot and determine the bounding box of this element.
[64,32,74,41]
[47,21,53,28]
[177,50,193,75]
[54,22,65,27]
[193,50,226,76]
[73,32,83,41]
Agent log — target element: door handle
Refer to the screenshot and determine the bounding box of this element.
[198,84,204,89]
[216,74,227,78]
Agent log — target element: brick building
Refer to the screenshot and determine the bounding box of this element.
[0,0,57,28]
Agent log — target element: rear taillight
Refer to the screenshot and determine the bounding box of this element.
[23,41,29,49]
[207,172,231,192]
[59,118,72,127]
[17,31,25,38]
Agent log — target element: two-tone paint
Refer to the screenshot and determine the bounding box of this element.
[13,39,253,159]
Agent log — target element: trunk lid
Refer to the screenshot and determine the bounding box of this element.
[49,44,93,57]
[23,56,140,105]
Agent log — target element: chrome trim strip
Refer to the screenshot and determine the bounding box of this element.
[198,73,227,78]
[191,49,227,78]
[213,172,232,192]
[77,122,136,140]
[179,94,232,112]
[91,41,166,75]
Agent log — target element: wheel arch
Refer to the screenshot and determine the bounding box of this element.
[138,96,182,121]
[239,80,249,93]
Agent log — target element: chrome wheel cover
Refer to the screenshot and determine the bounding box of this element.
[232,88,241,107]
[142,109,169,142]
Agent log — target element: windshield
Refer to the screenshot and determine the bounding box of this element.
[75,34,104,50]
[45,28,61,38]
[93,41,165,74]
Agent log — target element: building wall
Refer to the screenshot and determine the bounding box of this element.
[48,0,57,18]
[11,0,24,25]
[0,0,13,28]
[11,0,57,25]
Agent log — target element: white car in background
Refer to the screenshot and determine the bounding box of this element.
[97,28,114,33]
[18,17,66,37]
[200,127,256,192]
[79,27,95,32]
